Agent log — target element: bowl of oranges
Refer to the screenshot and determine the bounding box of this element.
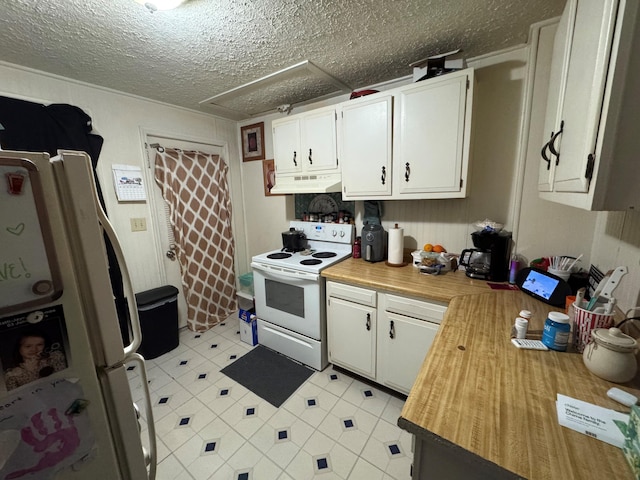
[419,243,451,274]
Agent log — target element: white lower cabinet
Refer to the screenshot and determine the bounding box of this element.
[378,294,444,394]
[326,281,446,395]
[327,296,377,380]
[326,282,377,380]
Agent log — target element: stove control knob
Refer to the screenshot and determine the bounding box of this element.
[331,230,337,237]
[339,230,345,237]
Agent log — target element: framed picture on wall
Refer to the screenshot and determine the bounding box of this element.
[240,122,265,162]
[262,159,282,196]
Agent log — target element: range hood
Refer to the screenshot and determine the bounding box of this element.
[270,173,342,194]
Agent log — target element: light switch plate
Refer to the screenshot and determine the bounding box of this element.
[130,217,147,231]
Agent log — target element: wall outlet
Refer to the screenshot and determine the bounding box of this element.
[130,217,147,232]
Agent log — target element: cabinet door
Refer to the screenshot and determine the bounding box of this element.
[302,108,338,173]
[339,94,393,198]
[273,117,301,175]
[538,1,575,192]
[377,311,439,395]
[394,70,472,198]
[552,0,617,193]
[327,296,376,380]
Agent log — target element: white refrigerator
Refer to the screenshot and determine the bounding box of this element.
[0,150,156,479]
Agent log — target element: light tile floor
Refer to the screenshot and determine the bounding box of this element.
[127,315,413,480]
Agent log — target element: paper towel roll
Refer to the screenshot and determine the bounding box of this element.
[388,224,404,265]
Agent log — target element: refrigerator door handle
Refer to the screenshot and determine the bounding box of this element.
[127,352,157,480]
[96,203,143,357]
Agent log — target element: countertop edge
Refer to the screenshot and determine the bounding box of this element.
[397,416,524,480]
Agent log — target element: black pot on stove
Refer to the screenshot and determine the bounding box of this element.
[282,228,307,252]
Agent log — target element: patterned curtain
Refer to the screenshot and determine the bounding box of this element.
[154,148,237,331]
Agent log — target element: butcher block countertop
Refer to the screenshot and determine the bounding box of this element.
[399,291,640,479]
[321,257,492,302]
[321,259,638,478]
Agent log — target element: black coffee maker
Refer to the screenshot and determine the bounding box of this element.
[460,230,512,281]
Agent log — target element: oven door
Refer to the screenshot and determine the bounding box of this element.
[251,262,323,339]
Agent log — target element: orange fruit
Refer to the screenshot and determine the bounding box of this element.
[423,243,433,252]
[433,245,446,253]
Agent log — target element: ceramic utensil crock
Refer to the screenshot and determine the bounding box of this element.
[583,327,638,383]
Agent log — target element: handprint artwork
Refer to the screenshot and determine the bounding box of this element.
[5,409,80,479]
[0,379,94,480]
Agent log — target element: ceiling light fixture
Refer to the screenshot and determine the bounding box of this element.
[135,0,187,13]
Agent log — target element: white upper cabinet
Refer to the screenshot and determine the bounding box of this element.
[338,68,474,200]
[272,117,301,175]
[393,69,473,198]
[271,105,340,193]
[538,0,640,210]
[301,107,339,173]
[339,94,393,198]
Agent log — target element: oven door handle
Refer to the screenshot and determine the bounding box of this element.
[251,262,319,282]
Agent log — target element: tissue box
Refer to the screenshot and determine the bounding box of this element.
[238,309,258,346]
[618,404,640,478]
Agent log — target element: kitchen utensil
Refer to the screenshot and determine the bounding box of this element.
[575,287,586,308]
[583,327,638,383]
[599,266,628,300]
[281,227,307,252]
[586,266,628,310]
[566,253,583,272]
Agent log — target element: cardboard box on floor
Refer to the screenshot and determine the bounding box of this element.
[238,309,258,346]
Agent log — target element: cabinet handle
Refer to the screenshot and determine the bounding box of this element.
[293,151,297,167]
[308,148,313,165]
[381,166,386,185]
[389,320,395,339]
[366,313,371,331]
[541,140,552,171]
[404,162,410,182]
[547,120,564,166]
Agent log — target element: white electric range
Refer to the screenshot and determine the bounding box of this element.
[251,221,354,370]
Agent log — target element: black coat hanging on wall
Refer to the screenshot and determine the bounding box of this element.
[0,95,130,342]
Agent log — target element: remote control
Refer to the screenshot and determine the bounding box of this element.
[511,338,549,350]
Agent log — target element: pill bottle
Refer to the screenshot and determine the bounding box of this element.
[519,310,532,321]
[513,317,529,339]
[541,311,571,351]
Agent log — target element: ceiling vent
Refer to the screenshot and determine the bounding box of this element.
[199,60,352,120]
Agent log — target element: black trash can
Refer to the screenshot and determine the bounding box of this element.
[135,285,180,360]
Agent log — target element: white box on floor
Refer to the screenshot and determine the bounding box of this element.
[238,309,258,346]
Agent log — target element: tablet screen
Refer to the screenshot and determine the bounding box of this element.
[521,269,560,300]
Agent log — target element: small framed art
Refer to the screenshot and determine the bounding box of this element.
[241,122,265,162]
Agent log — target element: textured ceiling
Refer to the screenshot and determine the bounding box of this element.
[0,0,564,120]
